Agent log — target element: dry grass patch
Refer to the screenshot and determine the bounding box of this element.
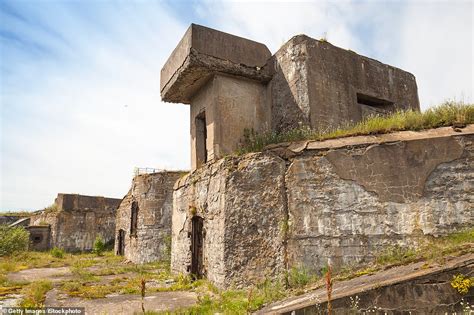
[238,101,474,154]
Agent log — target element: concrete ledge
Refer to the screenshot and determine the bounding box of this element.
[160,24,272,104]
[257,253,474,314]
[264,124,474,154]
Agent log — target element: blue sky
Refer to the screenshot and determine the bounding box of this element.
[1,0,472,210]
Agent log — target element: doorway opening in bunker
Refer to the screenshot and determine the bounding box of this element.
[191,216,204,279]
[130,201,138,237]
[117,229,125,255]
[195,112,207,167]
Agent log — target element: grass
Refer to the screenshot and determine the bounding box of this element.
[19,280,52,308]
[237,101,474,154]
[158,228,473,315]
[156,279,286,315]
[1,229,472,312]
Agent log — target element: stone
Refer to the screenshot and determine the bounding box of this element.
[258,253,474,314]
[114,171,186,264]
[172,126,474,288]
[172,153,287,288]
[29,194,121,252]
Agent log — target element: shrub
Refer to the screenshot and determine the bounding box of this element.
[451,274,474,295]
[0,225,29,256]
[375,245,417,265]
[93,235,106,256]
[43,203,59,214]
[287,266,314,288]
[50,247,65,258]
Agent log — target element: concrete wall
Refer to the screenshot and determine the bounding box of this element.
[190,74,269,169]
[27,226,50,251]
[172,126,473,288]
[30,194,121,252]
[0,216,24,226]
[115,171,185,264]
[161,24,271,104]
[172,155,286,288]
[270,35,420,132]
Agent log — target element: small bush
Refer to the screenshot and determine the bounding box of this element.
[43,204,59,214]
[50,247,65,258]
[93,235,106,256]
[451,274,474,295]
[287,266,313,288]
[375,245,417,265]
[0,225,29,256]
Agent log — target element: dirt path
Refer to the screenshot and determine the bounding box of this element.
[45,288,197,314]
[4,266,198,313]
[7,266,72,283]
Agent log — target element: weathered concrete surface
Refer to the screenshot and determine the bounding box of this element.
[173,126,474,288]
[114,171,185,264]
[258,253,474,314]
[162,24,420,170]
[161,24,272,104]
[7,267,72,283]
[44,289,197,315]
[172,154,287,288]
[285,127,473,271]
[190,74,270,169]
[26,225,51,251]
[30,194,121,252]
[0,215,25,225]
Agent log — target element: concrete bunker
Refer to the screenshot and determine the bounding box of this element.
[29,193,121,252]
[161,24,420,170]
[26,225,51,251]
[161,25,472,290]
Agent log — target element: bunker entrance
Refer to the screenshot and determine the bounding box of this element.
[191,216,204,279]
[195,112,208,167]
[130,201,138,237]
[117,229,125,256]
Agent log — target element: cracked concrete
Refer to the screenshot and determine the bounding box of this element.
[172,126,473,288]
[257,253,474,314]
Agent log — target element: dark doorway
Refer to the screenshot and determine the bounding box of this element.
[117,229,125,255]
[195,112,208,167]
[191,216,204,279]
[130,201,138,237]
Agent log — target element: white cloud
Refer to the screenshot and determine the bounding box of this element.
[394,1,473,108]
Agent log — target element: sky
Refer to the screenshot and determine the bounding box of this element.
[0,0,472,211]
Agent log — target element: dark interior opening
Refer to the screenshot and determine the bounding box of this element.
[357,93,393,107]
[33,235,42,243]
[130,201,139,237]
[191,216,204,279]
[195,112,208,166]
[117,229,125,255]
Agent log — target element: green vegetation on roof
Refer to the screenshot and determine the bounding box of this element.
[238,101,474,154]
